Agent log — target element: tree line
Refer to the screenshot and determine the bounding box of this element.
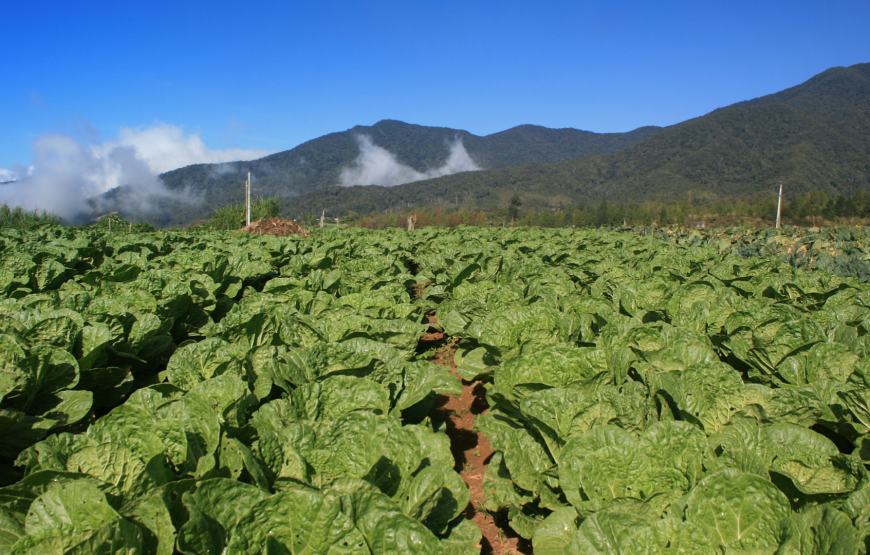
[340,189,870,230]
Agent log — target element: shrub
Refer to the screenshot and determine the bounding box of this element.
[209,196,280,230]
[0,202,62,230]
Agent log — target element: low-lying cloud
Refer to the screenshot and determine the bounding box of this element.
[0,169,19,183]
[339,135,480,187]
[0,122,272,220]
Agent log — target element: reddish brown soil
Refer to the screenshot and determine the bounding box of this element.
[238,218,310,236]
[425,313,532,555]
[411,281,433,299]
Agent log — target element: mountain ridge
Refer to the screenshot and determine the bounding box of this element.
[81,62,870,227]
[82,120,662,226]
[280,62,870,218]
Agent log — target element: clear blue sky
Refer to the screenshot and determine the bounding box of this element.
[2,0,869,171]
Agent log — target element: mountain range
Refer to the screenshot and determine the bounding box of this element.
[83,62,870,226]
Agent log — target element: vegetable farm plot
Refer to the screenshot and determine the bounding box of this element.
[2,224,870,554]
[634,225,870,283]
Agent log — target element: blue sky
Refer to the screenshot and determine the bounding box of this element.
[1,0,869,175]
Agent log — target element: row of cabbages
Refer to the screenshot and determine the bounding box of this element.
[0,227,480,554]
[426,227,870,554]
[635,224,870,283]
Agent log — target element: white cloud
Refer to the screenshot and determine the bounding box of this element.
[93,123,271,175]
[339,135,480,187]
[0,169,17,182]
[0,122,273,219]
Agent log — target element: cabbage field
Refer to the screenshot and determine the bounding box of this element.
[634,225,870,282]
[2,224,870,554]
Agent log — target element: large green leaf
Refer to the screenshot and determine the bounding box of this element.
[0,409,57,458]
[323,317,426,358]
[559,426,636,507]
[656,362,768,433]
[327,480,443,554]
[710,419,860,496]
[782,506,862,555]
[467,305,581,359]
[494,344,608,408]
[520,384,616,458]
[437,299,488,338]
[631,326,719,373]
[532,507,579,555]
[178,479,269,555]
[66,443,168,501]
[165,337,246,390]
[305,412,422,494]
[502,427,558,494]
[85,387,180,463]
[559,423,705,509]
[396,463,469,534]
[186,373,253,429]
[120,491,175,555]
[395,361,460,412]
[2,347,80,415]
[280,339,406,395]
[452,345,498,381]
[227,485,369,555]
[438,518,481,555]
[40,390,93,429]
[24,315,80,351]
[157,393,221,476]
[176,491,224,555]
[482,452,534,513]
[641,421,706,492]
[777,342,860,385]
[289,376,390,421]
[86,384,219,475]
[0,506,23,554]
[566,512,659,555]
[11,480,142,554]
[683,469,791,552]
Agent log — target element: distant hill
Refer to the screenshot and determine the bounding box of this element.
[76,121,661,226]
[79,62,870,227]
[284,62,870,217]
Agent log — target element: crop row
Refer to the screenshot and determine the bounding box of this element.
[635,225,870,283]
[418,226,870,553]
[0,227,479,554]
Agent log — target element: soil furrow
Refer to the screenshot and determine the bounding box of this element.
[424,312,531,555]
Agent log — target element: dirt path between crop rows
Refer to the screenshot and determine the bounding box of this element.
[423,313,532,555]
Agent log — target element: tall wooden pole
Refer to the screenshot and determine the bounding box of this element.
[246,172,251,226]
[775,181,783,229]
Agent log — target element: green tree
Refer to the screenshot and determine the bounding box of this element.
[508,195,522,222]
[342,210,360,224]
[596,197,609,226]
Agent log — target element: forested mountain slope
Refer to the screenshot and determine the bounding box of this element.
[80,120,659,226]
[284,62,870,217]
